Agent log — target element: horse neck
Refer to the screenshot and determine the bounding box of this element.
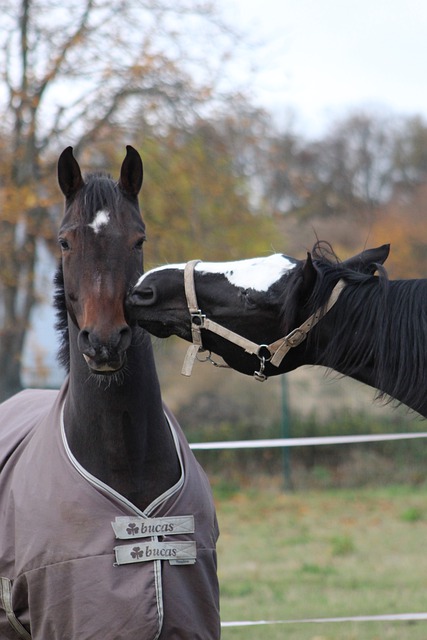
[299,279,427,417]
[63,321,180,510]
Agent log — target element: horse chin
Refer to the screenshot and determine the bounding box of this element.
[136,320,177,339]
[83,353,126,374]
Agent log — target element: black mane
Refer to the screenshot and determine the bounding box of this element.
[279,242,427,414]
[53,261,70,371]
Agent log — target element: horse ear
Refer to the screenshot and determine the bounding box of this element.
[343,244,390,274]
[57,147,84,198]
[300,252,317,299]
[119,145,143,196]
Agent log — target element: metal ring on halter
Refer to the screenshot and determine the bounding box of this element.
[257,344,273,362]
[196,350,230,369]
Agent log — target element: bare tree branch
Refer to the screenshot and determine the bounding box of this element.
[0,0,242,397]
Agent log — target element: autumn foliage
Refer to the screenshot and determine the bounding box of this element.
[370,183,427,278]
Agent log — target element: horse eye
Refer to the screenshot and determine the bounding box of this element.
[134,237,146,251]
[58,238,70,251]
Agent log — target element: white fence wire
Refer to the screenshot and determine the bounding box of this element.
[190,432,427,450]
[221,613,427,628]
[189,432,427,630]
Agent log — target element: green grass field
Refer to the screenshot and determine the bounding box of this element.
[214,483,427,639]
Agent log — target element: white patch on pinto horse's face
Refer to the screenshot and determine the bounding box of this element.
[197,254,297,291]
[139,254,297,292]
[89,209,110,234]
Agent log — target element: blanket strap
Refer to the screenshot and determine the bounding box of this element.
[0,577,32,640]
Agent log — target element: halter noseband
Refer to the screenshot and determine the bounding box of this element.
[182,259,346,381]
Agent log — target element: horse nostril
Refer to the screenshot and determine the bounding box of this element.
[78,326,131,359]
[129,286,157,307]
[78,329,96,358]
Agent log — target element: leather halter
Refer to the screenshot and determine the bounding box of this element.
[182,259,346,381]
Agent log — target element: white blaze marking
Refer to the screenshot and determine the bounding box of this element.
[89,209,110,234]
[137,254,297,292]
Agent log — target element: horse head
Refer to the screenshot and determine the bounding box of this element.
[128,254,299,375]
[57,145,145,373]
[127,244,390,378]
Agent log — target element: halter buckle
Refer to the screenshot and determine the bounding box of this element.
[285,327,307,347]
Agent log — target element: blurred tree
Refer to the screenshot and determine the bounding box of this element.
[265,110,427,261]
[265,111,427,220]
[0,0,244,399]
[132,119,277,267]
[265,112,401,220]
[370,183,427,278]
[392,116,427,187]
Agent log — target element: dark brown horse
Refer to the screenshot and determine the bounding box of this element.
[128,242,427,418]
[0,147,219,639]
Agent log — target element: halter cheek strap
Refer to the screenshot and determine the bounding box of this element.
[181,260,205,376]
[181,259,346,381]
[268,278,346,366]
[182,260,266,377]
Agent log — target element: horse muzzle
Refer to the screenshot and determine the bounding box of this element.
[82,352,126,373]
[78,326,132,373]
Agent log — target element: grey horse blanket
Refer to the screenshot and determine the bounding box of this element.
[0,380,220,639]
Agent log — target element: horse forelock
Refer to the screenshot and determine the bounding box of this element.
[309,241,379,309]
[83,175,117,221]
[65,172,140,228]
[275,242,344,333]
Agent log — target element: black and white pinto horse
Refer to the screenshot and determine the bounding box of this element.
[0,147,219,639]
[129,242,427,419]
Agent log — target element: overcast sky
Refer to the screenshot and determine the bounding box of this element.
[226,0,427,135]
